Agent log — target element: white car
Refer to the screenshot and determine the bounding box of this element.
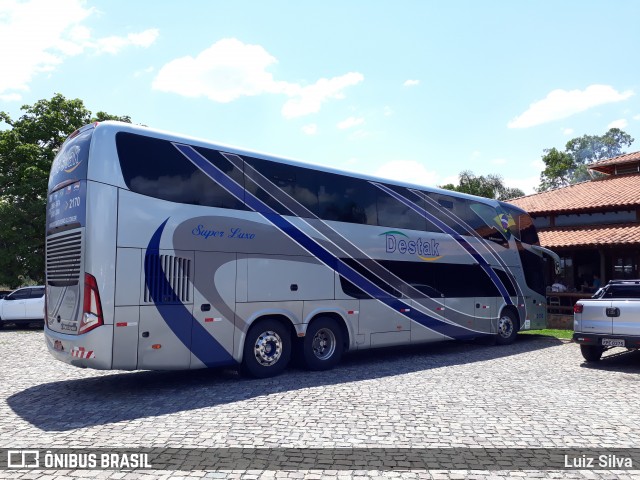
[0,286,45,328]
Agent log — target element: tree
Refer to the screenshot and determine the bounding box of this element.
[0,94,131,287]
[538,128,634,191]
[440,170,525,201]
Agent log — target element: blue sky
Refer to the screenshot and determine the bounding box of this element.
[1,0,639,194]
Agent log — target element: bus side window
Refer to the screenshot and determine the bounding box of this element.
[317,173,377,225]
[244,158,294,215]
[425,193,467,235]
[116,133,247,210]
[291,166,319,216]
[376,186,427,231]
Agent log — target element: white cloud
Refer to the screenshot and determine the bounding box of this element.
[374,160,438,187]
[634,114,640,121]
[503,175,540,196]
[403,79,420,87]
[530,159,545,170]
[152,38,278,102]
[349,129,371,140]
[438,174,459,187]
[337,116,364,130]
[607,118,628,129]
[301,123,317,135]
[281,72,363,118]
[153,38,363,118]
[133,66,155,78]
[563,128,574,135]
[96,29,159,54]
[0,93,22,102]
[0,0,159,99]
[507,85,635,129]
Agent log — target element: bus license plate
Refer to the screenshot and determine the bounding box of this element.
[602,338,624,347]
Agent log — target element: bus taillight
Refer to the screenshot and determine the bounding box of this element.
[79,273,104,334]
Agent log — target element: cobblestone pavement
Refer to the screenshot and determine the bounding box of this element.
[1,327,640,479]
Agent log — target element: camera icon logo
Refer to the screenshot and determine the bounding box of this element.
[7,450,40,468]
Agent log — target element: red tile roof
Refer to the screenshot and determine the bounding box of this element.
[539,223,640,249]
[589,151,640,174]
[509,173,640,214]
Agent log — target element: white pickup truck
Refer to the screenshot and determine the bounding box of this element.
[0,285,45,328]
[573,280,640,362]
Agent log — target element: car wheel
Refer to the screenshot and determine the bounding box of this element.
[303,317,344,371]
[241,319,291,378]
[496,309,519,345]
[580,344,604,362]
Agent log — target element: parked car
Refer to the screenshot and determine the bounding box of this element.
[573,279,640,362]
[0,286,45,328]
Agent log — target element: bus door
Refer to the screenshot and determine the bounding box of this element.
[138,250,194,370]
[190,251,236,368]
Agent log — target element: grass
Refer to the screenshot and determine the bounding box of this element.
[520,328,573,340]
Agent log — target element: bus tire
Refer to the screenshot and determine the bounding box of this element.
[241,319,292,378]
[303,317,344,371]
[580,344,604,362]
[496,309,518,345]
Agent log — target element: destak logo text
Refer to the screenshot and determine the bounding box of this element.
[381,231,442,261]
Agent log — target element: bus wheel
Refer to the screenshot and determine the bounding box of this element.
[580,344,604,362]
[496,310,518,345]
[241,319,291,378]
[303,317,344,371]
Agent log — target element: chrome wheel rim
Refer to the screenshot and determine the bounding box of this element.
[253,330,283,366]
[498,315,514,338]
[312,327,336,360]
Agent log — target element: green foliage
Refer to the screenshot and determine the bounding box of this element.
[440,170,525,201]
[538,128,634,191]
[519,329,573,339]
[0,93,131,287]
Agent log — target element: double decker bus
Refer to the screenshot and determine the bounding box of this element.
[44,122,559,377]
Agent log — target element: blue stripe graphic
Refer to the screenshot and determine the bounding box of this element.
[372,182,514,306]
[145,219,235,368]
[174,143,483,340]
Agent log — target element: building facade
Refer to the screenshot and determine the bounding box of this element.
[510,151,640,292]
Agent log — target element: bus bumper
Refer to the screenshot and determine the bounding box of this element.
[44,324,114,370]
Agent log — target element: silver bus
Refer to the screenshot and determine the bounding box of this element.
[44,122,559,377]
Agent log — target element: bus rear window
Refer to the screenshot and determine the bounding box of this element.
[48,127,93,191]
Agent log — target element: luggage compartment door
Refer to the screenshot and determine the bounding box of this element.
[138,250,194,370]
[190,251,236,368]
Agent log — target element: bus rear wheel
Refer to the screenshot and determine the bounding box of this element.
[241,319,291,378]
[303,317,344,371]
[496,310,518,345]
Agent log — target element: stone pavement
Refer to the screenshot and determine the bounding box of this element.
[1,327,640,479]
